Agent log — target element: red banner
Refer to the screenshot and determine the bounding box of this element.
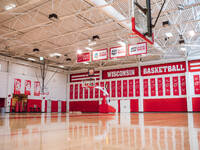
[150,78,156,96]
[193,75,200,94]
[100,82,104,98]
[141,62,186,76]
[77,52,90,63]
[90,87,94,99]
[75,84,78,99]
[14,78,21,94]
[95,82,99,98]
[92,49,108,61]
[25,80,31,95]
[70,85,73,99]
[173,77,179,96]
[135,79,140,96]
[143,79,149,96]
[117,80,122,97]
[111,81,116,97]
[79,84,83,99]
[157,78,163,96]
[165,77,170,96]
[106,81,110,95]
[34,81,40,96]
[110,46,126,59]
[123,80,128,97]
[102,67,138,79]
[180,76,186,95]
[129,79,134,97]
[84,87,88,99]
[128,42,147,56]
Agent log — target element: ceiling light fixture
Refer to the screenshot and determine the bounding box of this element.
[28,58,36,61]
[85,47,93,51]
[50,53,62,57]
[165,32,173,37]
[5,4,16,10]
[40,57,44,61]
[117,41,126,46]
[77,50,82,54]
[162,21,170,27]
[189,30,195,37]
[33,48,39,52]
[49,13,58,21]
[59,65,64,68]
[181,47,187,51]
[83,62,89,64]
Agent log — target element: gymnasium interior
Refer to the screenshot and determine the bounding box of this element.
[0,0,200,149]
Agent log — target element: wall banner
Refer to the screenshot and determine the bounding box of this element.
[135,79,140,96]
[193,75,200,94]
[129,79,134,97]
[14,78,21,94]
[157,78,163,96]
[172,76,179,96]
[143,79,149,97]
[110,46,126,59]
[75,84,78,99]
[102,67,138,79]
[180,76,186,95]
[92,49,108,61]
[165,77,171,96]
[77,52,90,63]
[25,80,31,95]
[141,62,186,76]
[111,81,116,98]
[150,78,156,96]
[123,80,128,97]
[128,42,147,56]
[117,80,122,97]
[34,81,40,96]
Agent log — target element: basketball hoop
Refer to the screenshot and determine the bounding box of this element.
[82,77,96,88]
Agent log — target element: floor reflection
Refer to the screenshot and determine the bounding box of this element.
[0,113,199,150]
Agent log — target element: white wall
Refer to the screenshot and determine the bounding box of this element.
[0,60,67,101]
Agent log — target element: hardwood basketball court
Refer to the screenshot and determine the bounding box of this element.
[0,0,200,149]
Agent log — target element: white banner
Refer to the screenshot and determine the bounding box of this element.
[110,46,126,59]
[128,42,147,56]
[92,49,108,61]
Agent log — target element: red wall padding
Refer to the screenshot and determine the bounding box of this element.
[51,101,58,112]
[192,98,200,112]
[27,99,42,112]
[0,98,5,108]
[130,99,138,112]
[143,98,187,112]
[61,101,66,112]
[69,101,99,112]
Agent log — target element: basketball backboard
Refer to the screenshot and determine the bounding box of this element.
[132,3,154,45]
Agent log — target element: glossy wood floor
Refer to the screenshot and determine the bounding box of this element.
[0,113,200,150]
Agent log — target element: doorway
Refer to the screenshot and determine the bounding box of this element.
[11,94,27,112]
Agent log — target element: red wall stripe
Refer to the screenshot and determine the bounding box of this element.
[192,97,200,112]
[118,100,120,112]
[143,98,187,112]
